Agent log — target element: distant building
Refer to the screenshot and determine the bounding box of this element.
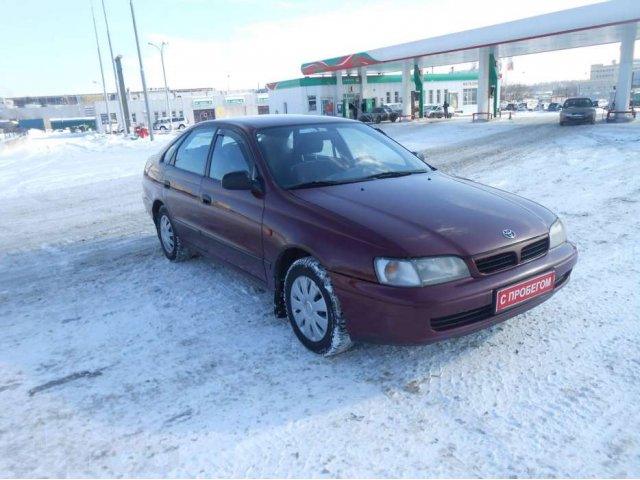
[0,87,269,133]
[267,72,480,118]
[581,59,640,102]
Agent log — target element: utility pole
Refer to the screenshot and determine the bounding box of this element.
[114,55,132,134]
[90,2,111,133]
[101,0,128,134]
[130,0,155,140]
[148,41,172,131]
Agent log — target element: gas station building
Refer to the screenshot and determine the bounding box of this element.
[268,0,640,122]
[267,72,479,117]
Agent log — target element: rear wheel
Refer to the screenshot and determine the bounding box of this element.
[156,206,191,262]
[284,257,352,356]
[159,125,167,131]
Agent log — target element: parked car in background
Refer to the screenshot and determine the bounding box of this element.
[423,104,444,118]
[153,116,188,131]
[359,106,398,123]
[143,115,577,356]
[559,97,596,125]
[547,103,562,112]
[505,103,517,111]
[517,103,529,111]
[384,103,403,114]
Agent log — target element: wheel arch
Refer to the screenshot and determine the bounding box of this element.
[152,199,165,224]
[272,246,313,317]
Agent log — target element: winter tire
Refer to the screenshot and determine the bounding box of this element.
[284,257,353,356]
[156,206,191,262]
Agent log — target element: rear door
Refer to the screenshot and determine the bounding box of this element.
[163,125,216,248]
[198,128,266,281]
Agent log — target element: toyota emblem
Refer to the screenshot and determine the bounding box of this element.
[502,229,516,239]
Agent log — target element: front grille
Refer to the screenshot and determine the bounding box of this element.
[474,252,517,274]
[431,305,494,332]
[521,237,550,262]
[474,236,550,275]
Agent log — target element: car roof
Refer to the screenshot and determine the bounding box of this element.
[195,114,356,131]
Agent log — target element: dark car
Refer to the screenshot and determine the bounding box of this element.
[547,103,562,112]
[359,106,398,123]
[559,97,596,125]
[143,115,577,356]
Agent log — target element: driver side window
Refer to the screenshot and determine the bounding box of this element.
[209,130,252,181]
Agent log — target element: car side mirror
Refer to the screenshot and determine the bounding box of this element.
[222,170,264,195]
[412,151,426,161]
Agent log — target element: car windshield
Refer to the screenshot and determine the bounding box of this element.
[256,122,430,189]
[564,98,593,108]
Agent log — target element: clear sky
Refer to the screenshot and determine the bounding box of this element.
[0,0,634,97]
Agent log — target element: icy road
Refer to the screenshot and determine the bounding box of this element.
[0,115,639,477]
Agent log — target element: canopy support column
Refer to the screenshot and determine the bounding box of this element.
[335,73,344,117]
[477,47,490,121]
[360,67,368,113]
[615,22,637,122]
[402,61,412,118]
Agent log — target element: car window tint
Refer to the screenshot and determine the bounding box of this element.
[173,128,215,174]
[209,131,252,181]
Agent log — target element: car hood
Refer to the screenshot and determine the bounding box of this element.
[290,172,555,257]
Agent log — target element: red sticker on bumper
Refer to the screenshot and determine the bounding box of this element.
[495,271,555,313]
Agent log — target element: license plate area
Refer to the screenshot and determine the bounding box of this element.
[495,271,555,313]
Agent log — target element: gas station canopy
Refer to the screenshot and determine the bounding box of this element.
[301,0,640,75]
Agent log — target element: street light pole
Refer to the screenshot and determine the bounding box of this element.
[130,0,154,141]
[149,41,173,131]
[90,2,111,133]
[101,0,128,134]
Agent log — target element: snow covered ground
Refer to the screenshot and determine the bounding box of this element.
[1,116,639,477]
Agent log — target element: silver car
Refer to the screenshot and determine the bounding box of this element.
[560,98,596,125]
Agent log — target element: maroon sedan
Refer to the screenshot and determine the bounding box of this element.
[142,115,577,355]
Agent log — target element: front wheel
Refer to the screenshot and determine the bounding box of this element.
[284,257,353,356]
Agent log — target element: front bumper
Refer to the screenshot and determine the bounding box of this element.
[561,114,591,122]
[330,242,578,345]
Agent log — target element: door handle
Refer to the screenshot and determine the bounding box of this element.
[201,194,212,205]
[163,180,171,189]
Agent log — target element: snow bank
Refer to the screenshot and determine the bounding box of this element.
[0,119,639,477]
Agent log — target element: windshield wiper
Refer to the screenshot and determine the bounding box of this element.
[361,169,428,180]
[288,179,354,190]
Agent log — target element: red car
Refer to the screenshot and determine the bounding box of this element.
[142,115,577,356]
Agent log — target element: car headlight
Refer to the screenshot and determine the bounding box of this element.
[549,218,567,249]
[374,256,470,287]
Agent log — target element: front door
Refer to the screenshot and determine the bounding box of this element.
[450,92,459,111]
[163,125,216,248]
[198,128,266,281]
